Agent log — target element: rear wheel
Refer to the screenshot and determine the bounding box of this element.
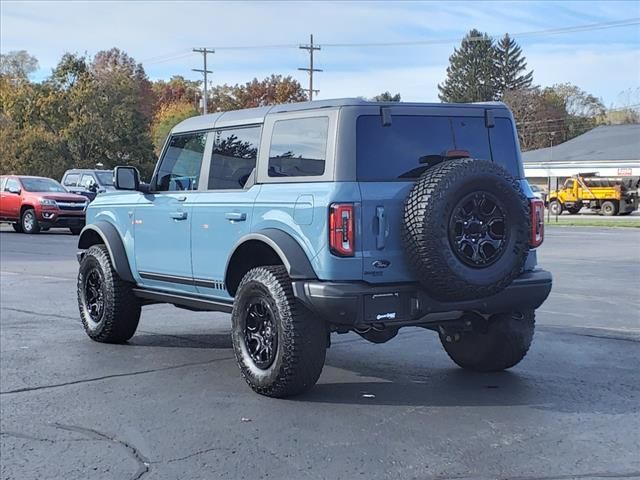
[11,223,22,233]
[441,310,535,372]
[21,208,40,234]
[77,244,141,343]
[601,201,618,216]
[548,200,563,216]
[231,266,327,397]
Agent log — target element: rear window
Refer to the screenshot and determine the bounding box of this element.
[357,115,520,181]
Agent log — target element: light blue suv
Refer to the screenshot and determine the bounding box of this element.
[76,99,551,397]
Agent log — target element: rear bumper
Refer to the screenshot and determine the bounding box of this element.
[292,270,552,327]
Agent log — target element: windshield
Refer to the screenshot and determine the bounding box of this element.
[95,171,114,186]
[21,177,67,193]
[357,114,521,181]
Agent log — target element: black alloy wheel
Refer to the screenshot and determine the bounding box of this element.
[243,297,278,369]
[449,191,508,268]
[83,268,105,325]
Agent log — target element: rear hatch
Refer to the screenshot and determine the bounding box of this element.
[357,107,522,283]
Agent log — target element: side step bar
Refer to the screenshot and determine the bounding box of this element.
[132,288,233,313]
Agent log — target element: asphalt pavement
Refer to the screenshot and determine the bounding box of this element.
[1,225,639,480]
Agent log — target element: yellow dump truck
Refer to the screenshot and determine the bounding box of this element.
[547,175,639,216]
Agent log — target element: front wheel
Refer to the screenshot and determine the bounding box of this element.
[231,266,327,397]
[440,311,535,372]
[21,208,40,234]
[601,201,618,216]
[548,200,563,216]
[77,244,141,343]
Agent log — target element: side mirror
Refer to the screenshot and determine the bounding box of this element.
[114,166,140,191]
[7,186,21,194]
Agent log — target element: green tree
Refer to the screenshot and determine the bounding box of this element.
[372,91,401,102]
[438,29,498,103]
[494,34,533,97]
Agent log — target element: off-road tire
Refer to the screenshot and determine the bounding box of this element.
[77,244,141,343]
[21,208,40,234]
[69,226,83,235]
[601,201,618,216]
[231,266,327,398]
[549,200,563,216]
[11,223,22,233]
[441,310,535,372]
[403,158,530,301]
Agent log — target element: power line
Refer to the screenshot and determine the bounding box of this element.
[298,34,322,101]
[192,48,214,114]
[185,18,639,52]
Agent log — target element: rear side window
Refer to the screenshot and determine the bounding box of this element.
[63,173,80,186]
[155,132,206,191]
[357,115,519,181]
[208,126,260,189]
[268,117,328,177]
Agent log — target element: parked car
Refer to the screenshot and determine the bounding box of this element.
[0,175,87,234]
[61,169,114,201]
[529,184,548,203]
[76,99,551,398]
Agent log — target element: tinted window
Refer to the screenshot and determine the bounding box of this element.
[156,133,206,191]
[488,118,521,175]
[208,126,260,189]
[357,115,519,181]
[268,117,328,177]
[95,171,114,186]
[63,173,80,186]
[21,178,67,193]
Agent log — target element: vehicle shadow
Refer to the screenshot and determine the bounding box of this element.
[131,331,232,349]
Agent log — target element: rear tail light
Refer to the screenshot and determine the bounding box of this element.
[329,203,355,257]
[530,198,544,248]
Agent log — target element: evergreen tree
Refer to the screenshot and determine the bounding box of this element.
[438,29,498,103]
[373,91,401,102]
[495,34,533,97]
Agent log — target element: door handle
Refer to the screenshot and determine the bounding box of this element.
[170,211,188,220]
[176,196,187,202]
[225,212,247,222]
[375,206,386,249]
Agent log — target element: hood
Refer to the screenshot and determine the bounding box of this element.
[37,192,88,202]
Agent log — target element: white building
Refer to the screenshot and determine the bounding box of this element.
[523,124,640,189]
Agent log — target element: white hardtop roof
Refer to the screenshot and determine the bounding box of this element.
[171,98,507,134]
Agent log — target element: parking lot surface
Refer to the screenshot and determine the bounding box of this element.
[1,225,639,480]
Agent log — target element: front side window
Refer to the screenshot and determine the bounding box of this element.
[5,178,20,192]
[95,171,114,186]
[155,132,206,191]
[268,117,328,177]
[208,126,261,189]
[80,174,96,188]
[21,178,67,193]
[63,173,80,186]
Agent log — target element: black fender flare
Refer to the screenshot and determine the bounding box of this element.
[77,221,135,283]
[225,229,318,282]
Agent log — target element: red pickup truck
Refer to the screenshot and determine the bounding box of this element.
[0,175,88,234]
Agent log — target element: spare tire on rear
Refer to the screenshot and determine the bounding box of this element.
[402,158,530,301]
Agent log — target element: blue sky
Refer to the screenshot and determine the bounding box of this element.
[1,1,639,106]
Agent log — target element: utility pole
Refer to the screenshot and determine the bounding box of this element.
[192,48,214,114]
[298,34,322,101]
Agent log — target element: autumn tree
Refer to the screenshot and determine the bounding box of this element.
[438,29,498,103]
[152,75,201,109]
[209,75,307,112]
[151,102,198,154]
[494,34,533,97]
